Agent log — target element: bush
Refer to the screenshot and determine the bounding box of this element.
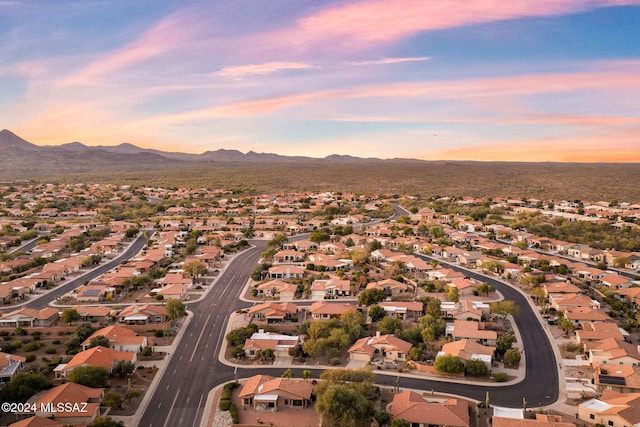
[229,403,239,424]
[219,399,231,411]
[52,340,61,345]
[45,348,57,354]
[329,357,341,366]
[141,347,153,357]
[25,341,42,352]
[493,372,509,382]
[154,330,165,338]
[25,354,36,363]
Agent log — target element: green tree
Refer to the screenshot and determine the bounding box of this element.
[281,368,294,378]
[102,389,125,409]
[61,308,81,326]
[0,372,51,403]
[391,420,410,427]
[358,288,387,306]
[112,360,135,378]
[490,300,521,318]
[310,230,331,243]
[69,365,110,388]
[496,335,515,355]
[476,282,495,297]
[434,354,464,374]
[90,416,125,427]
[504,348,522,367]
[88,335,111,349]
[368,304,386,322]
[465,359,488,377]
[375,410,391,427]
[315,383,375,427]
[302,370,314,380]
[378,317,403,335]
[268,234,288,248]
[447,286,459,302]
[183,261,208,283]
[165,298,186,323]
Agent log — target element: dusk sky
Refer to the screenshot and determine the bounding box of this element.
[1,1,639,162]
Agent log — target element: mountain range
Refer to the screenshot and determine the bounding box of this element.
[0,129,399,179]
[0,129,402,179]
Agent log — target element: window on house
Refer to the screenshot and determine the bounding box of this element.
[608,421,614,426]
[590,414,595,420]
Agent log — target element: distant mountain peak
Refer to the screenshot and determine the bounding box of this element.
[0,129,38,150]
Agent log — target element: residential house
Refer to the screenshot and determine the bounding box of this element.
[579,391,640,427]
[448,278,477,297]
[550,294,599,312]
[389,390,470,427]
[576,322,629,345]
[0,307,59,327]
[268,265,305,279]
[447,320,497,346]
[6,416,67,427]
[377,301,424,320]
[247,302,298,323]
[308,301,358,320]
[595,365,640,394]
[0,352,26,384]
[542,282,582,297]
[310,278,351,300]
[116,304,167,325]
[238,375,314,412]
[27,382,103,425]
[73,305,113,323]
[273,250,305,263]
[242,331,300,358]
[587,338,640,366]
[76,284,112,302]
[492,414,576,427]
[600,274,632,290]
[81,325,148,352]
[255,279,298,301]
[564,306,613,328]
[438,339,495,368]
[55,346,137,378]
[348,332,412,364]
[365,278,412,296]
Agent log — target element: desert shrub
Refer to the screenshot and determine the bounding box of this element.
[229,403,239,424]
[493,372,509,382]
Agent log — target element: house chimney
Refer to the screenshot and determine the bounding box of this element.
[375,331,381,337]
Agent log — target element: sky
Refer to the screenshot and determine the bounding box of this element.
[1,0,639,162]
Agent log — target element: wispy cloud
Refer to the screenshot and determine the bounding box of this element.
[217,61,312,79]
[61,9,200,85]
[261,0,640,51]
[350,57,429,66]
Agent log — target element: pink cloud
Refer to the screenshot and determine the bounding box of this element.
[350,57,429,66]
[217,61,312,79]
[61,10,200,85]
[262,0,640,50]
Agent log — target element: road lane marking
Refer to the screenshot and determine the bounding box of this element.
[190,313,212,362]
[162,388,181,427]
[191,394,204,427]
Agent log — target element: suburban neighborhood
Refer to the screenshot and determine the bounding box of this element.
[0,183,639,427]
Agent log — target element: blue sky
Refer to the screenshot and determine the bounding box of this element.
[1,0,639,161]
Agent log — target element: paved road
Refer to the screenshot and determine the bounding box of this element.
[139,242,267,427]
[1,234,148,311]
[139,238,560,427]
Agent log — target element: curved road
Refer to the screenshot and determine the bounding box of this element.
[1,234,148,312]
[140,239,560,427]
